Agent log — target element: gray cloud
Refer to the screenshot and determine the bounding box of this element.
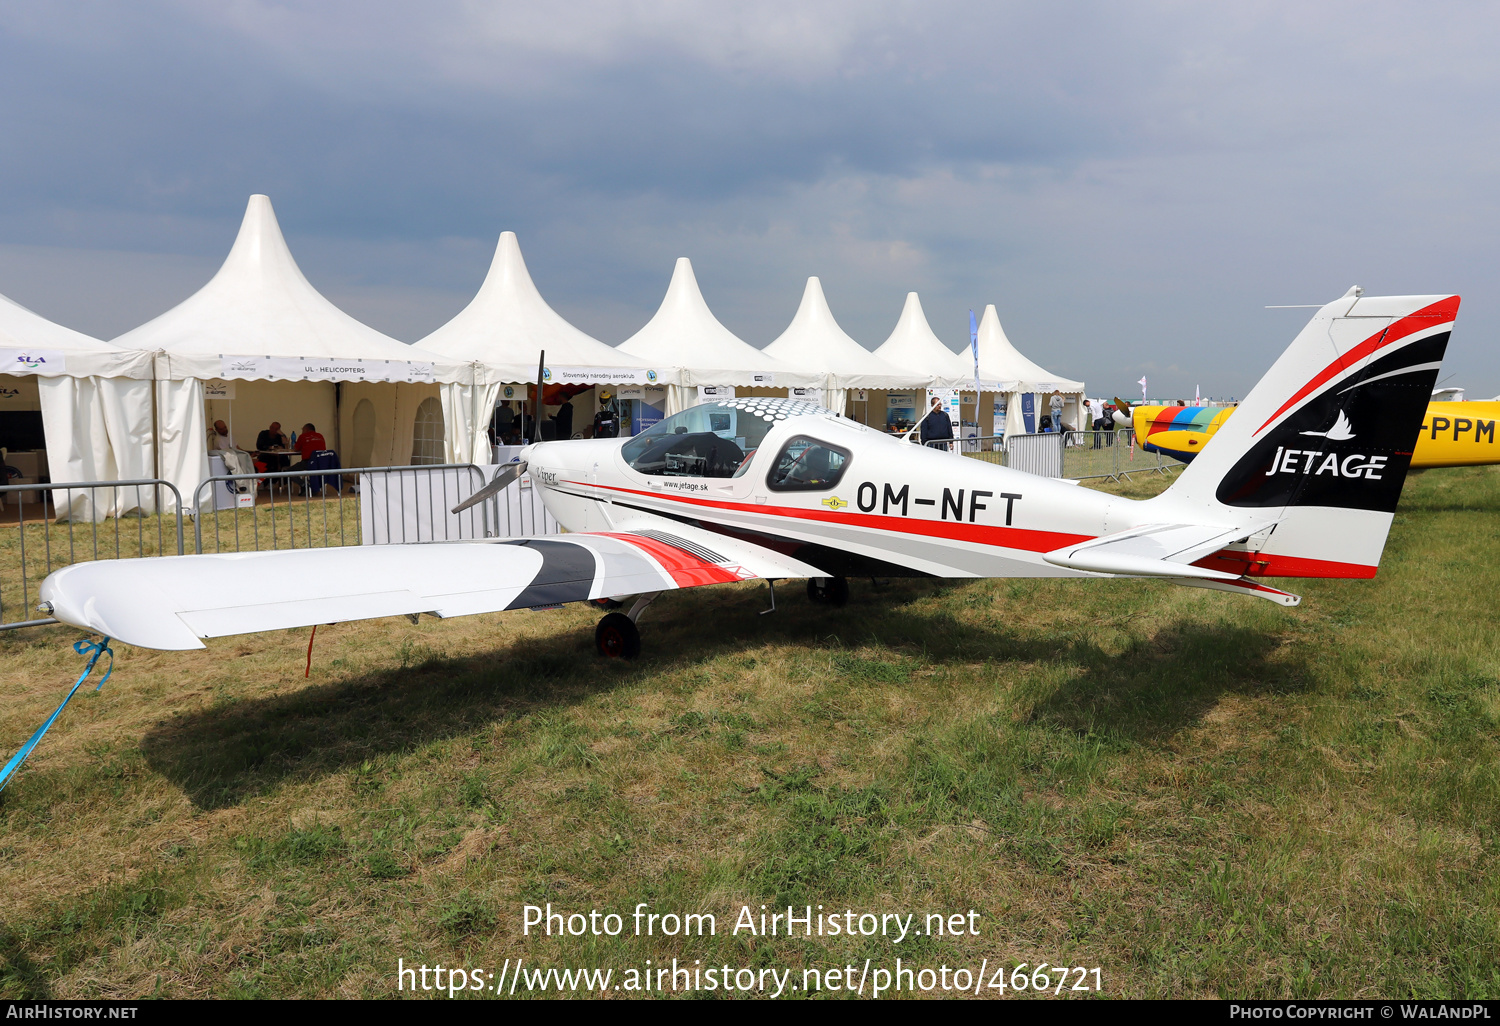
[1,1,1498,398]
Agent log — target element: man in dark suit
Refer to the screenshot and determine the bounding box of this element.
[918,397,954,446]
[552,397,574,440]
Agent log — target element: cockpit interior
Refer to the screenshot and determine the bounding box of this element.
[620,399,851,491]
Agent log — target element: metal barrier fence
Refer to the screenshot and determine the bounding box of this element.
[1006,432,1065,477]
[190,462,559,553]
[191,463,496,553]
[0,479,184,630]
[921,435,1007,465]
[919,430,1184,481]
[0,464,558,632]
[921,433,1062,475]
[1062,430,1185,480]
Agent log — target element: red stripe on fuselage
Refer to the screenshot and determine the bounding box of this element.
[581,484,1378,581]
[1254,296,1459,437]
[599,532,743,588]
[577,481,1092,554]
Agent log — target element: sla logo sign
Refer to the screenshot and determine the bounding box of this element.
[2,348,66,372]
[1265,446,1388,479]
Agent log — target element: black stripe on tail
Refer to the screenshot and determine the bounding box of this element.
[1215,331,1448,512]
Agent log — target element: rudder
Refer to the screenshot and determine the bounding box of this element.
[1154,287,1460,578]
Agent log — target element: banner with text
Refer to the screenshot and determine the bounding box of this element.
[545,366,661,386]
[220,356,435,383]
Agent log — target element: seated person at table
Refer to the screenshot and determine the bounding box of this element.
[209,420,255,476]
[209,420,240,451]
[256,422,291,472]
[294,423,327,463]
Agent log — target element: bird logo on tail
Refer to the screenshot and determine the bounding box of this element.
[1300,410,1355,441]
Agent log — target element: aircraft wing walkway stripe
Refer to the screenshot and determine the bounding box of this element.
[599,533,745,588]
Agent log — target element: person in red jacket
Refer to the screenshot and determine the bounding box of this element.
[295,423,327,461]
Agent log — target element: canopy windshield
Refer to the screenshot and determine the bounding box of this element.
[622,397,827,478]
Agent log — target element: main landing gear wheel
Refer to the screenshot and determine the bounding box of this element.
[806,576,849,607]
[595,612,641,659]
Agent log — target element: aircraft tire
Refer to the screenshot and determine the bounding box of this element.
[806,576,849,607]
[827,575,849,607]
[596,612,641,659]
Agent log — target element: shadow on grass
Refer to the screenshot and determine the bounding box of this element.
[139,628,632,810]
[0,927,51,998]
[140,579,1309,810]
[1023,620,1301,741]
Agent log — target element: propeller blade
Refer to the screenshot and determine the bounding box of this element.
[451,461,527,514]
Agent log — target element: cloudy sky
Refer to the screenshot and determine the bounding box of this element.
[1,1,1497,399]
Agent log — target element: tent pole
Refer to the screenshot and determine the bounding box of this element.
[150,352,162,483]
[533,351,545,445]
[471,361,482,463]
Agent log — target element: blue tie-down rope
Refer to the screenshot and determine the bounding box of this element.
[0,636,113,794]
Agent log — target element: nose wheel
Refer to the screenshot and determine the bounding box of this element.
[806,576,849,607]
[595,613,641,659]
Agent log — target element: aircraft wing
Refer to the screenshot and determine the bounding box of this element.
[39,525,827,651]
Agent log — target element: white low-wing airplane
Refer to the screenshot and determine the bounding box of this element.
[39,288,1460,658]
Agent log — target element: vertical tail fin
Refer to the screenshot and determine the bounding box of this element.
[1156,287,1460,578]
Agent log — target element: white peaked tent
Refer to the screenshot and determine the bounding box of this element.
[618,258,819,414]
[763,277,925,414]
[113,195,468,510]
[0,293,156,519]
[418,231,672,460]
[975,305,1085,436]
[873,292,972,388]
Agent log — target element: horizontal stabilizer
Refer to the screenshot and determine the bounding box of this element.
[1043,523,1268,581]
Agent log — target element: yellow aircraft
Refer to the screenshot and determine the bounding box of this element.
[1131,400,1500,467]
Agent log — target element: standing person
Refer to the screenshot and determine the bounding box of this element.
[493,404,515,443]
[552,396,575,440]
[1100,402,1116,446]
[918,396,954,447]
[1049,391,1065,433]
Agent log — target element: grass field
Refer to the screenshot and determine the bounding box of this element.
[0,466,1497,999]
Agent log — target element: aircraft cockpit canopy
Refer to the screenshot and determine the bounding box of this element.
[622,398,829,479]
